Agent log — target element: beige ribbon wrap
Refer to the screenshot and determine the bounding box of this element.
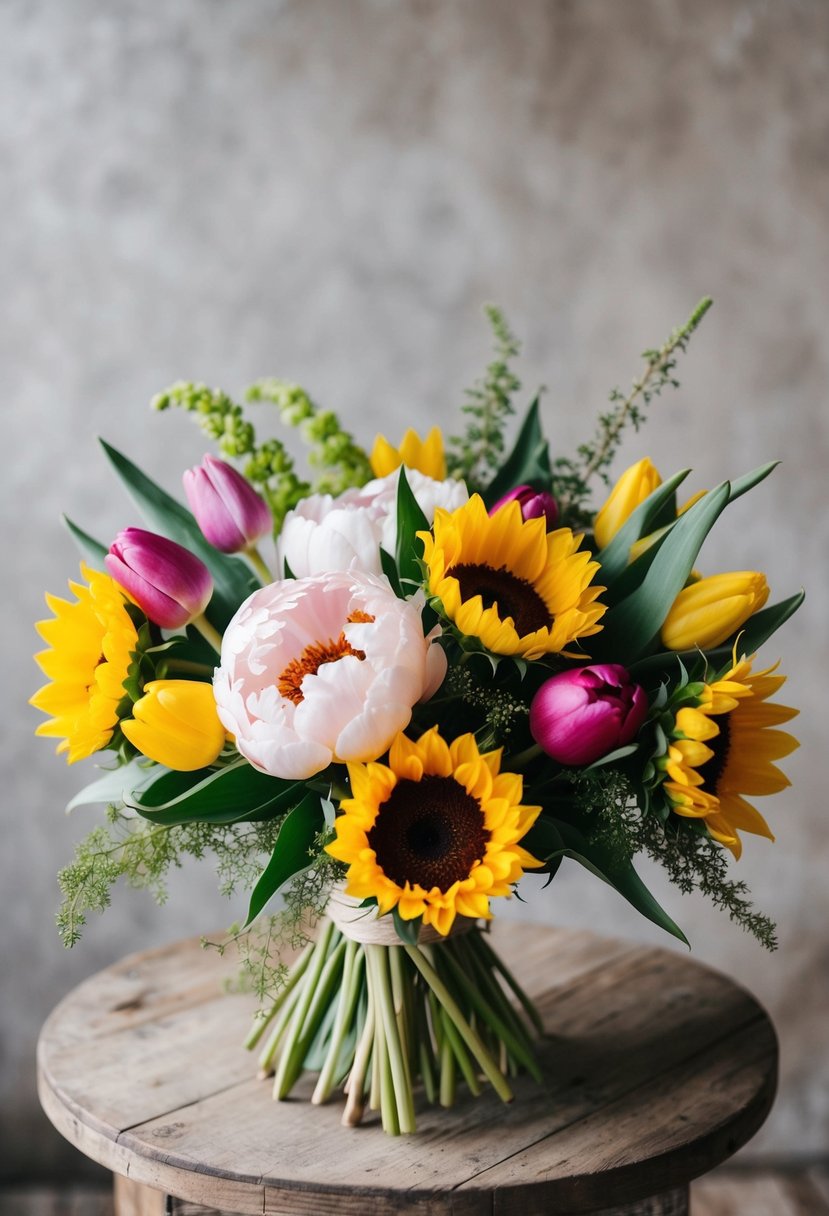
[326,885,476,946]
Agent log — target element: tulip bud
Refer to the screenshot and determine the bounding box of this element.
[122,680,226,771]
[660,572,769,651]
[490,484,558,528]
[529,664,648,766]
[593,458,661,550]
[106,528,213,630]
[183,454,272,554]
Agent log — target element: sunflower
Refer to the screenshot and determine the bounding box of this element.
[325,727,542,935]
[30,563,140,764]
[662,651,798,858]
[418,495,606,660]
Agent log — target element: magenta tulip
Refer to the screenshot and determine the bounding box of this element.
[106,528,213,630]
[529,664,648,766]
[183,454,272,554]
[490,484,558,528]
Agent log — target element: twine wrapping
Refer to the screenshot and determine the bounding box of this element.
[326,885,476,946]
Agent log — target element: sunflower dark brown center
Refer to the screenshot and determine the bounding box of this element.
[695,714,732,794]
[367,775,490,893]
[451,562,552,635]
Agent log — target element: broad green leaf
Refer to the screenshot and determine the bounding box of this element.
[379,546,402,597]
[66,758,161,812]
[727,460,779,503]
[482,397,551,507]
[597,469,691,584]
[395,467,429,589]
[522,817,565,882]
[550,819,689,946]
[99,439,259,632]
[724,589,805,655]
[591,481,731,663]
[599,462,779,600]
[245,792,324,924]
[630,590,806,684]
[130,760,303,826]
[63,515,108,570]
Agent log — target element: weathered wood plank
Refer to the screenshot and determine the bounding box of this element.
[37,924,778,1216]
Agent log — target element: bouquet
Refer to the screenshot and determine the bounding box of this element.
[32,300,802,1134]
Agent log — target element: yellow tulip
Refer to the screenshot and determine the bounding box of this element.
[660,572,770,651]
[593,458,661,550]
[122,680,226,771]
[370,427,446,481]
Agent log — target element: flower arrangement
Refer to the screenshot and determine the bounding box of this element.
[33,300,802,1134]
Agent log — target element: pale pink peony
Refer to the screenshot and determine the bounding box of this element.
[277,468,468,580]
[213,570,447,780]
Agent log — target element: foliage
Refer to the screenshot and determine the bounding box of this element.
[641,817,778,950]
[56,807,283,948]
[551,297,713,527]
[446,306,522,492]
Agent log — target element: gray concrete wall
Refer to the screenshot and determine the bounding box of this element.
[2,0,827,1177]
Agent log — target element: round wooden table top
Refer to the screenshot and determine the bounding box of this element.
[37,922,777,1216]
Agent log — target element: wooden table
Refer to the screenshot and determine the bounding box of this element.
[37,923,777,1216]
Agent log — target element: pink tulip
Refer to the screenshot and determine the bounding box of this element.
[490,484,558,528]
[106,528,213,630]
[529,664,648,766]
[183,454,272,554]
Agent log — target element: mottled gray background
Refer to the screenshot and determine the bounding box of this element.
[2,0,827,1180]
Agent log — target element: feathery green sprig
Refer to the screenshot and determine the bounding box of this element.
[552,297,713,525]
[446,306,522,491]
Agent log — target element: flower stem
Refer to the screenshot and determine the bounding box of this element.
[273,921,335,1098]
[405,943,513,1104]
[312,940,363,1104]
[245,940,313,1051]
[508,742,543,769]
[192,613,224,655]
[247,546,273,585]
[367,945,416,1134]
[342,989,374,1127]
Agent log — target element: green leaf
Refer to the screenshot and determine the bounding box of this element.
[66,758,161,812]
[245,792,324,925]
[482,397,551,507]
[392,907,423,945]
[630,590,805,684]
[63,515,108,570]
[591,481,731,663]
[599,462,780,599]
[522,817,565,882]
[727,460,779,503]
[585,742,640,770]
[99,439,259,632]
[130,760,303,826]
[394,467,429,589]
[148,625,221,671]
[379,546,402,597]
[597,469,691,584]
[726,589,805,654]
[550,820,688,946]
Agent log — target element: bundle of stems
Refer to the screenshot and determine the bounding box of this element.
[245,919,543,1134]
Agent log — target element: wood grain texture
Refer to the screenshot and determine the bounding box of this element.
[37,924,777,1216]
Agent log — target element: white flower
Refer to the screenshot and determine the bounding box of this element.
[277,469,468,579]
[214,570,447,780]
